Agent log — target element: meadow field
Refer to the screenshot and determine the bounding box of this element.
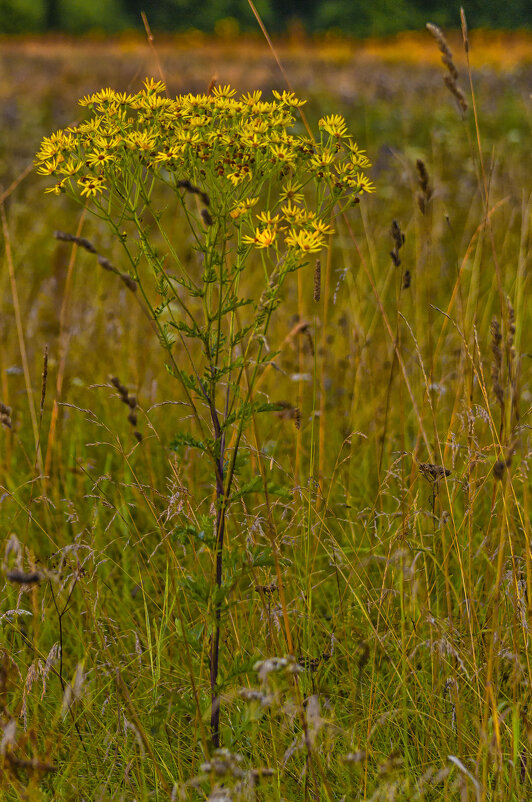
[0,29,531,801]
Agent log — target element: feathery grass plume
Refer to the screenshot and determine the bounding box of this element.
[313,259,321,302]
[426,22,468,114]
[415,159,433,215]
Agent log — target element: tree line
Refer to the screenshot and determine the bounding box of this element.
[2,0,531,35]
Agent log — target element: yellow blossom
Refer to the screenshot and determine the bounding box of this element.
[285,229,325,253]
[310,149,335,171]
[143,78,166,94]
[36,158,60,176]
[212,85,237,98]
[230,197,259,219]
[58,158,83,177]
[153,145,184,163]
[226,169,250,187]
[281,201,305,224]
[45,179,67,194]
[79,87,118,106]
[345,142,371,168]
[78,175,106,197]
[241,90,263,105]
[319,114,348,137]
[242,227,277,248]
[86,150,114,169]
[256,211,281,226]
[269,143,296,167]
[279,179,304,205]
[354,175,376,193]
[309,219,334,236]
[272,90,306,108]
[126,131,157,151]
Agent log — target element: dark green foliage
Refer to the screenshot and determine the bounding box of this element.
[1,0,531,34]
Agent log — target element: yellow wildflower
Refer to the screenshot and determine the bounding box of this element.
[272,90,306,108]
[153,145,184,163]
[310,149,335,171]
[241,90,263,105]
[79,87,118,106]
[279,179,304,205]
[212,85,237,98]
[269,143,296,168]
[285,229,325,253]
[345,141,371,167]
[58,157,83,177]
[309,219,334,236]
[230,197,259,219]
[86,150,114,169]
[126,131,157,151]
[242,227,277,248]
[143,77,166,95]
[355,174,376,193]
[45,179,67,195]
[256,211,281,227]
[36,158,60,176]
[226,169,250,187]
[78,174,106,197]
[281,201,305,224]
[319,114,348,137]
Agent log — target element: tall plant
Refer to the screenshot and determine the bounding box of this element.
[35,79,373,746]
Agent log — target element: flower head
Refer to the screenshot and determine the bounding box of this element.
[285,229,326,254]
[319,114,348,138]
[242,227,277,249]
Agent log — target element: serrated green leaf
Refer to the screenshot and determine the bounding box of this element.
[170,431,207,453]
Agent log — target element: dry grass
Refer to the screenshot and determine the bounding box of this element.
[0,31,530,801]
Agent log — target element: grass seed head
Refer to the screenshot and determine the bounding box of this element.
[416,159,433,215]
[426,22,468,114]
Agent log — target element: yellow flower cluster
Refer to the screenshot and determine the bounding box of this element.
[35,79,374,255]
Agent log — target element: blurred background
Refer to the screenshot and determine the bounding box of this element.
[0,0,531,36]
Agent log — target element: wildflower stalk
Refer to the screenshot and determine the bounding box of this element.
[36,79,374,748]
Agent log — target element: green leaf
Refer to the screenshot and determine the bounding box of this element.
[174,524,215,549]
[220,296,253,316]
[253,402,291,414]
[170,431,208,453]
[166,365,198,392]
[169,319,203,339]
[231,324,254,347]
[265,482,293,500]
[231,475,262,500]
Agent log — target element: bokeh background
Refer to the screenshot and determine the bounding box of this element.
[0,0,531,35]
